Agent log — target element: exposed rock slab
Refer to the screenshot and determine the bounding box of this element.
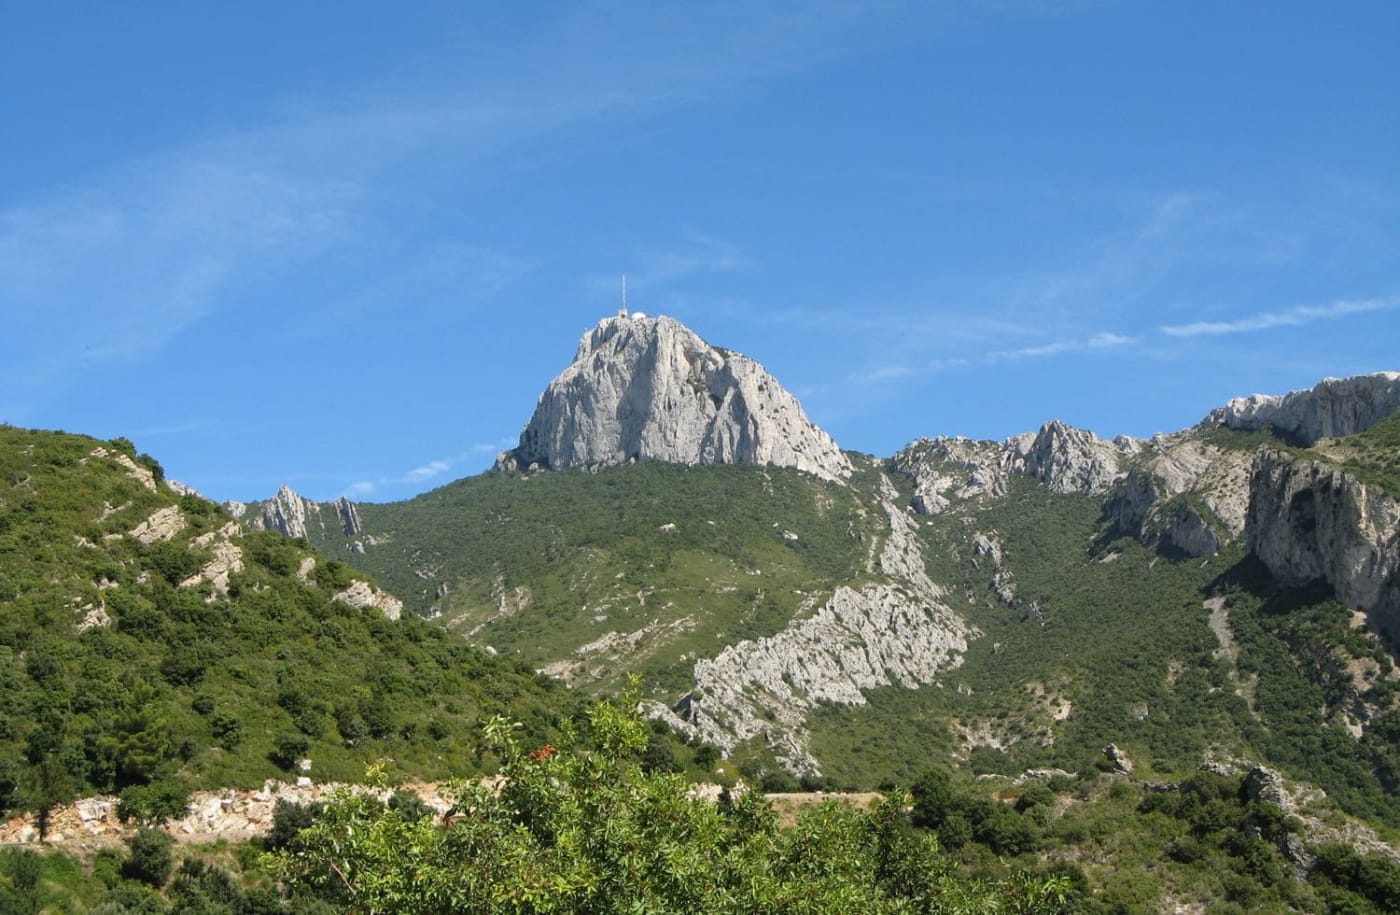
[1103,437,1253,557]
[1207,372,1400,444]
[890,437,1009,514]
[332,578,404,621]
[1248,449,1400,636]
[130,506,186,544]
[506,314,851,482]
[249,484,319,539]
[650,483,971,775]
[180,522,245,596]
[1008,420,1138,496]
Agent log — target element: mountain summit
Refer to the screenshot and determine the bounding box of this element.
[501,311,852,481]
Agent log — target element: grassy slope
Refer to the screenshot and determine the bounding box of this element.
[0,426,572,813]
[307,461,879,697]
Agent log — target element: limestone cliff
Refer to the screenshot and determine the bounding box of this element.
[893,421,1137,516]
[228,484,344,541]
[1102,436,1253,557]
[504,313,852,482]
[1247,449,1400,636]
[890,437,1009,515]
[1206,372,1400,445]
[648,480,973,775]
[1008,420,1139,496]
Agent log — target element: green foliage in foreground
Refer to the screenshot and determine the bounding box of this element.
[273,682,1072,914]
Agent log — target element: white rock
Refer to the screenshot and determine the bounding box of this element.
[249,485,320,539]
[507,314,852,482]
[332,579,404,621]
[1207,372,1400,445]
[130,506,186,544]
[1248,450,1400,635]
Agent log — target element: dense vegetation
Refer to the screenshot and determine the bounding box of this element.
[6,411,1400,911]
[272,683,1074,914]
[0,427,571,828]
[10,702,1400,913]
[307,434,1400,832]
[1334,412,1400,497]
[797,476,1247,790]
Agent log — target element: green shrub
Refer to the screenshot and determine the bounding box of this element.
[118,778,190,825]
[122,826,174,887]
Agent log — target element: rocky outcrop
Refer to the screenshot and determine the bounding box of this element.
[890,437,1009,514]
[892,422,1135,514]
[333,497,362,536]
[1008,421,1138,496]
[1206,372,1400,445]
[248,485,319,540]
[649,483,971,775]
[1102,437,1253,557]
[1247,450,1400,635]
[130,506,186,544]
[180,522,245,596]
[504,313,852,482]
[332,579,404,621]
[973,531,1017,605]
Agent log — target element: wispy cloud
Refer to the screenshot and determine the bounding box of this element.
[468,437,517,456]
[633,231,752,289]
[4,4,904,418]
[986,331,1136,362]
[588,231,752,304]
[339,436,516,499]
[398,460,451,484]
[1159,298,1397,337]
[848,330,1133,388]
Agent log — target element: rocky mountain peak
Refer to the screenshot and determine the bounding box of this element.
[503,312,852,482]
[1205,371,1400,444]
[1008,420,1139,496]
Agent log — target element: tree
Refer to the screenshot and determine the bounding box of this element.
[122,826,174,887]
[273,679,1070,913]
[270,733,309,771]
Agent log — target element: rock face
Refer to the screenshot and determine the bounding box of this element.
[333,497,362,536]
[649,481,973,775]
[250,485,318,539]
[1206,372,1400,445]
[894,422,1137,516]
[890,437,1009,514]
[505,313,852,482]
[331,578,404,621]
[1102,437,1253,557]
[1248,449,1400,636]
[1007,421,1138,496]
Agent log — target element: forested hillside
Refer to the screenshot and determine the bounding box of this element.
[0,426,570,829]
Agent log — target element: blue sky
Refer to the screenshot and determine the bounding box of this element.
[4,1,1397,503]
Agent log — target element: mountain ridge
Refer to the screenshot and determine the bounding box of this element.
[227,311,1400,810]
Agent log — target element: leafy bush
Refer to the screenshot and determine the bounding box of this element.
[266,799,326,852]
[272,684,1071,912]
[269,734,309,772]
[122,826,174,887]
[117,778,190,825]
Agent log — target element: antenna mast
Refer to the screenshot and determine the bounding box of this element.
[622,273,627,313]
